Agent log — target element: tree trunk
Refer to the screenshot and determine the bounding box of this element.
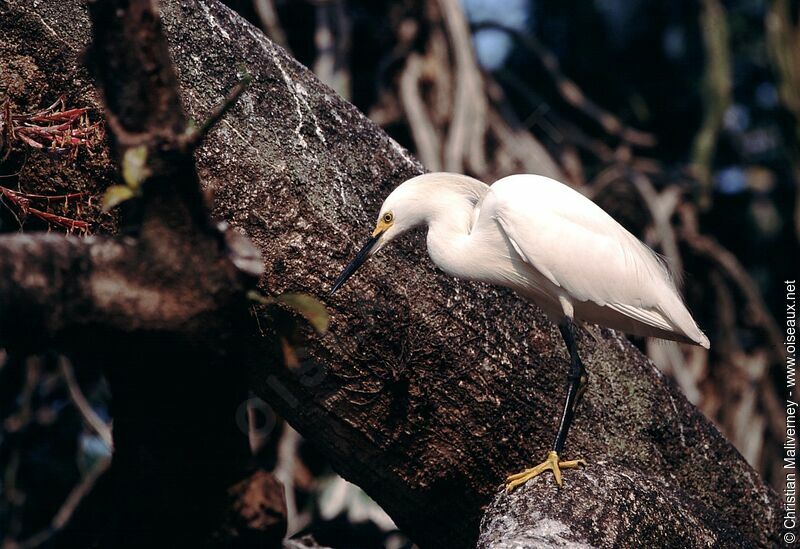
[0,0,781,547]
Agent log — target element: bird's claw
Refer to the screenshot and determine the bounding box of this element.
[505,451,586,491]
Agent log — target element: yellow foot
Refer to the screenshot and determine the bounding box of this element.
[505,451,586,491]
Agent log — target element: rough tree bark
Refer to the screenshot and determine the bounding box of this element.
[0,0,782,547]
[0,0,276,546]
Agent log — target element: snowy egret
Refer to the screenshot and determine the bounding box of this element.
[330,172,710,490]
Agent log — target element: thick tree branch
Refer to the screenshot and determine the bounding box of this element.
[1,0,271,546]
[87,0,186,138]
[0,234,121,350]
[478,468,745,548]
[0,1,782,547]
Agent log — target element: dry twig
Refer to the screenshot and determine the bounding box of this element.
[59,357,112,449]
[399,53,442,171]
[438,0,487,174]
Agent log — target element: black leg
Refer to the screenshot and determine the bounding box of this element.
[552,318,588,454]
[505,318,588,490]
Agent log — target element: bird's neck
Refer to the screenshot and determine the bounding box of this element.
[425,205,479,281]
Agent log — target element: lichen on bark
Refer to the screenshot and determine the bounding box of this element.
[0,1,782,547]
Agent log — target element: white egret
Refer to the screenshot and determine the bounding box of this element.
[330,172,710,490]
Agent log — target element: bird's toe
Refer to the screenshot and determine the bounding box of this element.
[504,451,586,492]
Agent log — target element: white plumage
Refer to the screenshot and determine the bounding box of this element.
[368,172,709,349]
[330,171,709,488]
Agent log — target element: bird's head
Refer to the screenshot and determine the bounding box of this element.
[329,181,425,295]
[329,173,487,295]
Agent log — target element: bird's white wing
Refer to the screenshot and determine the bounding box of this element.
[488,175,701,340]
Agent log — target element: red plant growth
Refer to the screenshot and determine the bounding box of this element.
[0,97,103,233]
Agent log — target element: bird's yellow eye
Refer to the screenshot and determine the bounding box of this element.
[383,212,394,224]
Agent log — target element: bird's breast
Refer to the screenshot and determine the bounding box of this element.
[426,222,552,298]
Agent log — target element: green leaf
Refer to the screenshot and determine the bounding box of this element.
[247,290,273,305]
[122,145,149,189]
[101,185,135,213]
[276,293,330,334]
[247,291,330,335]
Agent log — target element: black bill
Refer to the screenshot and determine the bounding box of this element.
[330,233,381,295]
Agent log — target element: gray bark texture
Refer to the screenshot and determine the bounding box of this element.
[0,0,782,547]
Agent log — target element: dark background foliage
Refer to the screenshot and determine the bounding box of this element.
[1,0,796,547]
